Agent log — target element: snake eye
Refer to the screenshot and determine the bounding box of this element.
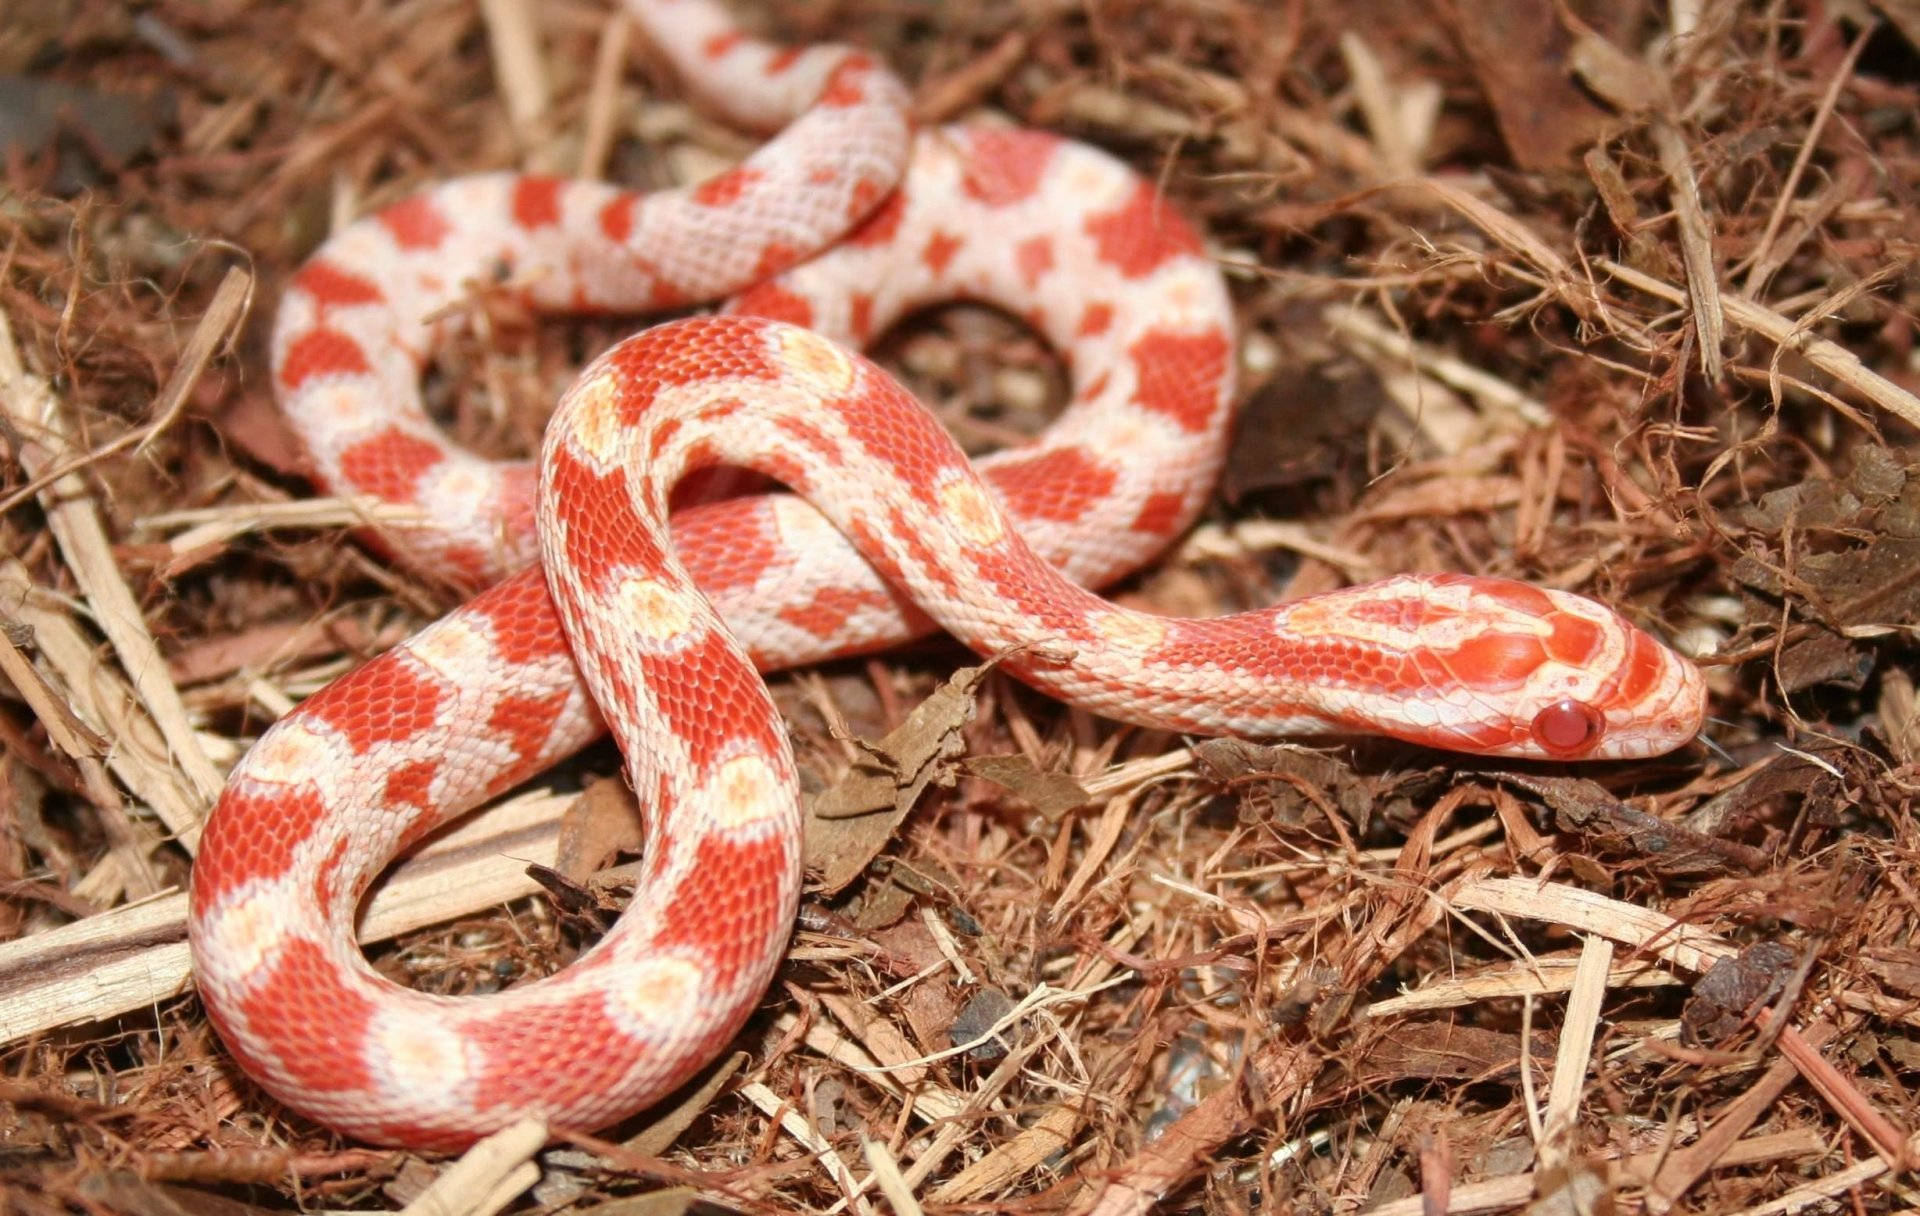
[1530,698,1605,757]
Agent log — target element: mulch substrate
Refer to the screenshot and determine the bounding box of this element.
[3,2,1920,1213]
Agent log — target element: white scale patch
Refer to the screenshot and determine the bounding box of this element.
[325,225,388,275]
[601,953,706,1044]
[1150,266,1225,331]
[914,130,963,181]
[774,325,857,396]
[274,294,320,339]
[1396,697,1444,728]
[1062,155,1130,210]
[615,572,700,643]
[439,174,507,218]
[564,364,628,468]
[242,718,343,785]
[1086,409,1166,470]
[313,382,375,428]
[200,883,294,980]
[938,477,1004,548]
[767,492,836,549]
[700,753,789,832]
[1092,610,1166,652]
[404,612,497,682]
[368,1010,472,1102]
[421,460,499,516]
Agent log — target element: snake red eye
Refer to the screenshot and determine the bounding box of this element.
[1530,698,1605,756]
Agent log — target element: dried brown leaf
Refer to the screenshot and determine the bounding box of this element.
[1681,941,1800,1045]
[805,663,988,894]
[553,774,644,885]
[1439,0,1613,172]
[1343,1021,1554,1087]
[962,752,1093,818]
[1499,774,1768,874]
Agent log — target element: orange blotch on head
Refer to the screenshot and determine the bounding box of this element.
[1603,627,1671,710]
[1437,632,1546,690]
[1546,610,1606,667]
[1344,594,1433,632]
[1476,579,1557,619]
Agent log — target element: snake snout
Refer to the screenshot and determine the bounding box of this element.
[1568,622,1708,761]
[1612,643,1709,759]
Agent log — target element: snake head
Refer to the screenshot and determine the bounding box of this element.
[1504,579,1706,761]
[1284,574,1708,760]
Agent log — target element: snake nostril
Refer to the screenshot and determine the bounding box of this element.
[1530,698,1605,756]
